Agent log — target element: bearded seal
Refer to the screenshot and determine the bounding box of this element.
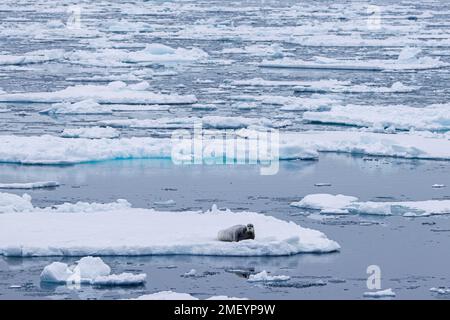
[217,224,255,242]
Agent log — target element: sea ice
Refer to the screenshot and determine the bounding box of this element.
[0,198,340,256]
[260,47,446,71]
[40,99,112,115]
[291,194,450,216]
[61,127,120,139]
[303,104,450,132]
[247,270,290,282]
[40,256,146,286]
[363,288,396,298]
[0,181,59,189]
[0,81,197,105]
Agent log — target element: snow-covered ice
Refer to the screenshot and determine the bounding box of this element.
[0,192,33,213]
[291,194,450,217]
[0,197,339,256]
[363,289,396,298]
[40,256,146,286]
[0,81,197,105]
[247,270,290,282]
[40,99,112,115]
[61,127,120,139]
[0,181,59,189]
[303,104,450,132]
[260,47,446,71]
[0,49,64,65]
[129,291,247,300]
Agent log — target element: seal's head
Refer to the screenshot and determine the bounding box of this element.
[245,224,255,239]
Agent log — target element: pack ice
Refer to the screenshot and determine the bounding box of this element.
[0,81,197,105]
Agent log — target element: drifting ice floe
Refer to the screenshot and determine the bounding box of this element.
[40,256,146,286]
[291,194,450,216]
[232,94,336,111]
[67,43,208,67]
[260,47,446,71]
[247,270,290,282]
[363,289,396,298]
[61,127,120,139]
[0,81,197,105]
[100,115,281,129]
[0,196,339,256]
[232,78,416,93]
[303,104,450,132]
[40,99,112,115]
[0,130,450,165]
[0,181,59,189]
[0,49,64,65]
[130,291,247,300]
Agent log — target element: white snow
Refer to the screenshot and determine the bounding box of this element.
[61,127,120,139]
[0,181,59,189]
[291,193,450,216]
[261,47,446,71]
[247,270,290,282]
[40,256,146,286]
[303,104,450,132]
[0,197,340,257]
[0,81,197,105]
[363,288,396,298]
[432,184,446,189]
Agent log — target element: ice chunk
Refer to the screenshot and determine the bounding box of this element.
[183,269,197,277]
[0,49,64,65]
[40,262,73,283]
[91,273,147,286]
[291,194,358,214]
[0,192,33,213]
[0,81,197,105]
[0,181,59,189]
[40,99,112,115]
[248,270,290,282]
[363,288,396,298]
[61,127,120,139]
[40,256,146,286]
[130,291,198,300]
[0,197,340,257]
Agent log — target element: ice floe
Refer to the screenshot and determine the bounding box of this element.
[232,78,416,93]
[303,104,450,132]
[129,291,246,300]
[0,49,64,65]
[40,99,112,115]
[247,270,290,282]
[232,95,336,111]
[0,181,59,189]
[40,256,146,286]
[260,47,446,71]
[0,197,339,256]
[0,81,197,105]
[0,130,450,165]
[291,194,450,217]
[61,127,120,139]
[363,288,396,298]
[66,44,208,67]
